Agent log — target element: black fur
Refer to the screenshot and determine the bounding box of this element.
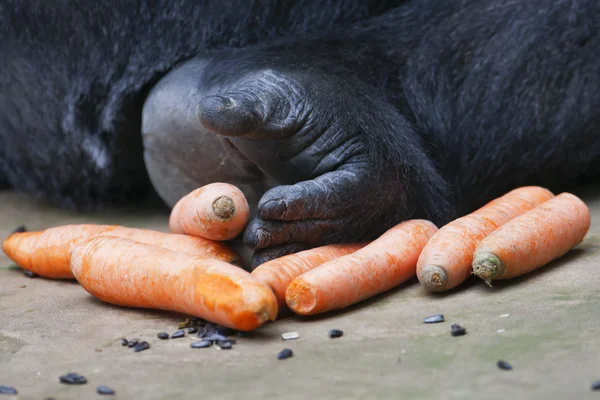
[0,0,403,209]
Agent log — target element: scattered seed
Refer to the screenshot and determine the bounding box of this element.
[497,329,506,333]
[0,386,17,395]
[59,372,87,385]
[204,333,228,342]
[19,285,26,288]
[423,314,445,323]
[497,360,513,370]
[215,340,233,350]
[171,330,185,339]
[450,324,467,336]
[133,341,150,352]
[215,326,234,336]
[120,338,128,346]
[591,380,600,391]
[95,348,102,352]
[187,327,198,334]
[97,385,116,395]
[281,332,299,341]
[191,340,213,349]
[196,326,207,338]
[328,329,344,339]
[12,225,27,234]
[157,332,169,340]
[278,348,293,360]
[23,270,38,278]
[499,314,510,318]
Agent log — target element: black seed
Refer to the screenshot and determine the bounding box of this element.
[191,340,213,349]
[171,330,185,339]
[216,340,233,350]
[205,323,216,332]
[23,270,38,278]
[196,326,207,338]
[0,386,17,395]
[328,329,344,338]
[423,314,445,323]
[187,327,198,334]
[97,385,116,395]
[157,332,169,340]
[450,324,467,336]
[237,331,247,337]
[204,333,228,342]
[497,360,513,370]
[215,326,234,336]
[59,372,87,384]
[133,341,150,352]
[591,380,600,390]
[120,338,128,346]
[278,348,293,360]
[12,225,27,234]
[127,338,139,348]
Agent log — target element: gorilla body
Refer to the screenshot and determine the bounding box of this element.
[2,0,600,267]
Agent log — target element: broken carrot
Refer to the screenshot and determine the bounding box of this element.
[169,183,250,241]
[416,186,554,292]
[285,220,438,315]
[2,224,240,279]
[472,192,590,285]
[251,242,367,310]
[70,236,277,331]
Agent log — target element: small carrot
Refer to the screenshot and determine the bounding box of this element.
[416,186,554,292]
[2,224,240,279]
[285,220,438,315]
[70,236,277,331]
[251,242,367,310]
[472,192,590,285]
[169,183,250,241]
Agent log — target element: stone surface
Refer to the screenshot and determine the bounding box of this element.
[2,186,600,400]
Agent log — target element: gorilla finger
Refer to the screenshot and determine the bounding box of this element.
[243,217,345,249]
[258,170,359,221]
[250,243,311,270]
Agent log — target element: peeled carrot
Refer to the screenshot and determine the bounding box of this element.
[169,183,250,241]
[416,186,555,292]
[285,220,438,315]
[472,192,590,285]
[70,236,277,331]
[251,242,367,310]
[2,224,240,279]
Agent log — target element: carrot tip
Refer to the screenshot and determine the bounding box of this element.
[212,196,236,220]
[472,252,503,286]
[419,265,448,292]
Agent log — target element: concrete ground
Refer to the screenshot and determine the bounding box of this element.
[2,185,600,400]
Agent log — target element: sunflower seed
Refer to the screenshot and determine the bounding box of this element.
[281,332,299,341]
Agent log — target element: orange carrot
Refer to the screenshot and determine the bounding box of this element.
[285,220,438,315]
[472,192,590,285]
[251,242,367,310]
[2,224,240,279]
[416,186,554,292]
[70,236,277,331]
[169,183,250,241]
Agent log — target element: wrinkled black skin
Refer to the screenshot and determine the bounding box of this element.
[0,0,402,208]
[3,0,600,268]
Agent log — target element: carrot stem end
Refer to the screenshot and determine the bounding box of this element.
[472,252,503,286]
